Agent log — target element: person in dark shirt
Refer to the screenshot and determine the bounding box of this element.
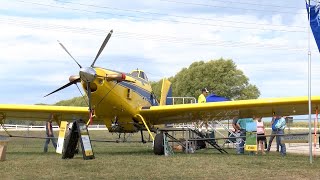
[43,114,57,153]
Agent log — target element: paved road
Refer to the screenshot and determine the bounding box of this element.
[268,142,320,155]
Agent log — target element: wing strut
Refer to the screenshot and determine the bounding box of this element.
[135,114,154,141]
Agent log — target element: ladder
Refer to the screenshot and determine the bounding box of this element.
[190,129,228,154]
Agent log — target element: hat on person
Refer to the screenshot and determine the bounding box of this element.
[202,88,209,93]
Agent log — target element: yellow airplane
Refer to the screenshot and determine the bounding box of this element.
[1,29,320,155]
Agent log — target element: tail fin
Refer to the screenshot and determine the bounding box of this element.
[159,78,173,106]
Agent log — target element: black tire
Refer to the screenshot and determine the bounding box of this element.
[154,133,164,155]
[62,130,79,159]
[196,139,206,150]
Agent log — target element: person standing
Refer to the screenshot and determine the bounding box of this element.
[275,116,286,156]
[256,117,266,155]
[197,88,212,141]
[236,117,254,154]
[229,117,239,144]
[44,114,57,153]
[266,116,280,152]
[198,88,209,103]
[232,117,240,132]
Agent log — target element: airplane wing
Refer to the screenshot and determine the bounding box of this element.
[139,96,320,125]
[0,104,89,122]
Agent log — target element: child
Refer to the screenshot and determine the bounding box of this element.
[256,117,266,155]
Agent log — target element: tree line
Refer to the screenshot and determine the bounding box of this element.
[151,58,260,100]
[5,58,259,124]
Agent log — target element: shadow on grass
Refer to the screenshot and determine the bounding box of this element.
[97,149,154,156]
[8,151,58,155]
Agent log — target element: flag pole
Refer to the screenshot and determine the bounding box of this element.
[314,108,318,158]
[307,0,313,164]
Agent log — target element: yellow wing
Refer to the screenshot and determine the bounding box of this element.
[0,104,89,122]
[140,96,320,125]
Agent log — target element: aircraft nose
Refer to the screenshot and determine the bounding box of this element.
[79,67,96,83]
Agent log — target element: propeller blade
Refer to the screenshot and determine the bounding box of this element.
[44,78,80,97]
[57,40,82,68]
[91,29,113,67]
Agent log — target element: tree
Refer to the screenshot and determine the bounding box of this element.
[54,96,87,107]
[151,58,260,100]
[150,81,163,101]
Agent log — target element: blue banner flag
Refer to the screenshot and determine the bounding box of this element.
[306,1,320,52]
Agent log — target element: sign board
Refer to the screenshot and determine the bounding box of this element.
[245,131,257,151]
[78,122,94,158]
[281,134,309,143]
[245,122,257,152]
[56,121,68,154]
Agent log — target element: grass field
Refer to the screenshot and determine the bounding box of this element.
[1,130,320,180]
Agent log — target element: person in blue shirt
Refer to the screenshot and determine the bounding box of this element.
[266,115,280,152]
[275,116,287,156]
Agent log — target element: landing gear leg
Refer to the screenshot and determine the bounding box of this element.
[140,130,146,143]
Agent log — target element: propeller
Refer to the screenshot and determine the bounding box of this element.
[45,29,114,124]
[45,29,113,96]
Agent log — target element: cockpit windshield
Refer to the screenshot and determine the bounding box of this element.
[130,70,148,81]
[130,71,139,78]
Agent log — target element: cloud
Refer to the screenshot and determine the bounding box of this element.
[0,0,319,104]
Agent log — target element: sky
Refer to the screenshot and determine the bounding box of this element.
[1,0,320,105]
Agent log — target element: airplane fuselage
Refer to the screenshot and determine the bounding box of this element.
[82,67,158,132]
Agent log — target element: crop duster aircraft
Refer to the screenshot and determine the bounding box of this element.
[1,29,320,155]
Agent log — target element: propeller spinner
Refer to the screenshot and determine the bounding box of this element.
[80,67,96,83]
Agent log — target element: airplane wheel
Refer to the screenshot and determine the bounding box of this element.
[196,139,206,150]
[154,133,164,155]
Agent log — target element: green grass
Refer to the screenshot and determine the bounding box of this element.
[1,131,320,180]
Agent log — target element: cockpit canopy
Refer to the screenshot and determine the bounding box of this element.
[130,70,148,81]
